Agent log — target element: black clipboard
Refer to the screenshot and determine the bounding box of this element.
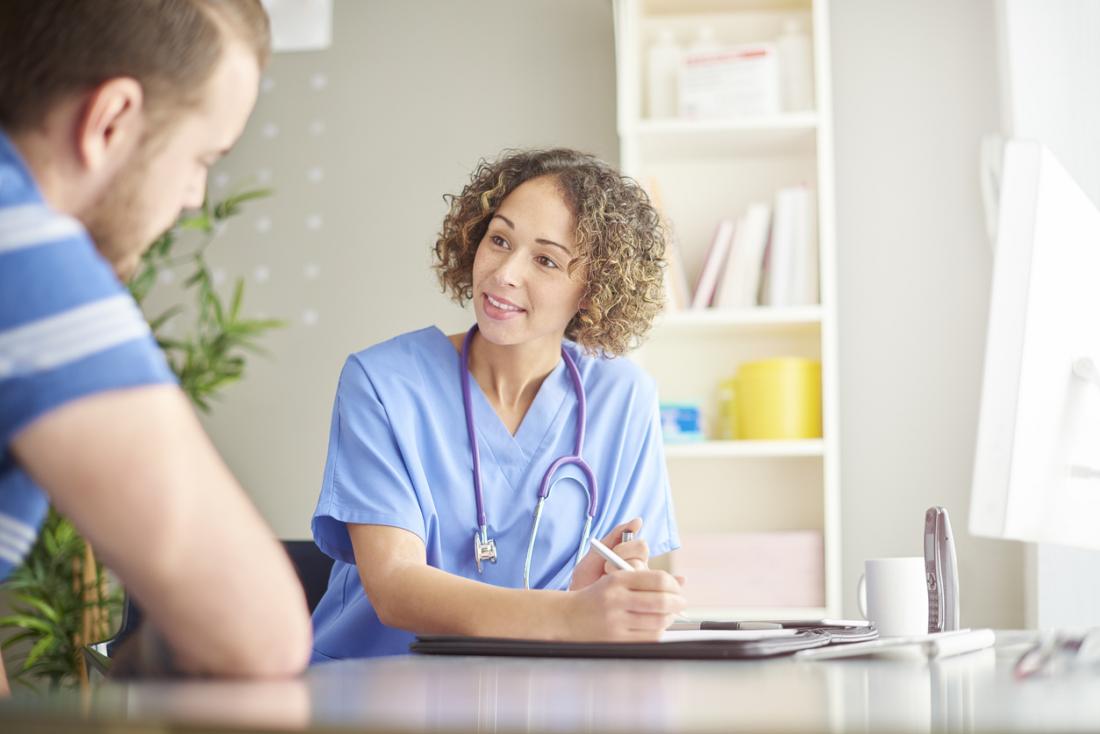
[410,629,830,659]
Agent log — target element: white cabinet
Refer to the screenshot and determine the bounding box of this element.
[615,0,840,619]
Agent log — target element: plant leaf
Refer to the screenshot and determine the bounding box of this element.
[229,279,245,321]
[1,630,37,651]
[22,635,56,670]
[0,614,55,635]
[148,306,184,332]
[12,594,61,624]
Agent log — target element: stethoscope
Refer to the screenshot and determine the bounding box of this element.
[460,324,598,589]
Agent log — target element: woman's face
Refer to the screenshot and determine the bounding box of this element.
[471,175,587,351]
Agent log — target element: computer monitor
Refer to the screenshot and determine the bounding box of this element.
[970,140,1100,551]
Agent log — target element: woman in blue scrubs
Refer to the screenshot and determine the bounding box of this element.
[310,148,684,661]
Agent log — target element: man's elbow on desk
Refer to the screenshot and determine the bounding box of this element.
[224,581,313,678]
[246,614,313,678]
[180,607,312,679]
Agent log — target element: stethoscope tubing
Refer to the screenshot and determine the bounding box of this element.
[460,325,598,587]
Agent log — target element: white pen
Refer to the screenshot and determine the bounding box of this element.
[589,537,637,572]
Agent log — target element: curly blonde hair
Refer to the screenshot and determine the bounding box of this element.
[433,148,666,357]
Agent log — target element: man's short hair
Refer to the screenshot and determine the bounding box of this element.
[0,0,271,133]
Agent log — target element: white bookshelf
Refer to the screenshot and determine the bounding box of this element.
[653,305,822,332]
[615,0,840,621]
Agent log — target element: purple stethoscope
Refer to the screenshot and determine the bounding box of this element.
[460,324,598,589]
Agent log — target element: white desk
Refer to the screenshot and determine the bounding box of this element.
[2,631,1098,733]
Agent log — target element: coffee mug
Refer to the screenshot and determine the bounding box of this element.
[857,557,929,637]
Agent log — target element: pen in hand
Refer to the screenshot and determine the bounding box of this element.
[589,537,690,622]
[589,537,638,573]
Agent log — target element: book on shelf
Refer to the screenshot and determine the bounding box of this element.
[792,189,819,305]
[713,202,772,309]
[762,185,819,307]
[690,218,735,309]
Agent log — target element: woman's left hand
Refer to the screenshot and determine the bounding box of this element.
[569,517,648,591]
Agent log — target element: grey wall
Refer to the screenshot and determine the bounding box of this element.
[199,0,619,539]
[830,0,1024,627]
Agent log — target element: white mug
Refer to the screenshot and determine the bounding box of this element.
[857,557,929,637]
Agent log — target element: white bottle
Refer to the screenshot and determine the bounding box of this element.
[776,19,815,112]
[646,29,681,119]
[687,25,721,56]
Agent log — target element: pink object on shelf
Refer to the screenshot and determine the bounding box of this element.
[671,531,824,608]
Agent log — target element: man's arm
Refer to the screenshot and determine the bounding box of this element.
[11,385,311,677]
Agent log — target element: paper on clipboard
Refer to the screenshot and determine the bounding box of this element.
[660,629,800,643]
[794,628,994,661]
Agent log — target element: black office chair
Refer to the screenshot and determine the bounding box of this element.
[284,539,336,614]
[98,539,334,662]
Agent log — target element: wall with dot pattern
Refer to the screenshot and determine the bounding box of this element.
[191,0,618,538]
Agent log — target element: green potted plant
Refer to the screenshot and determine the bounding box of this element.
[0,186,281,690]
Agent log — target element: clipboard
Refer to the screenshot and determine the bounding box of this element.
[694,620,879,645]
[410,629,830,659]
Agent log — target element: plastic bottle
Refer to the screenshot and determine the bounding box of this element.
[646,29,681,119]
[776,19,815,112]
[687,25,721,56]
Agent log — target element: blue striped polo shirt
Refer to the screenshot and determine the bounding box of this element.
[0,130,175,579]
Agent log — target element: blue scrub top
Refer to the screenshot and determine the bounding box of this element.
[310,326,679,661]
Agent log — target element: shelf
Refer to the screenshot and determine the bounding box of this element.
[625,114,818,158]
[652,306,822,332]
[644,0,812,14]
[637,114,817,135]
[665,439,824,458]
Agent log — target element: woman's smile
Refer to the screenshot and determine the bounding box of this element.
[483,292,526,320]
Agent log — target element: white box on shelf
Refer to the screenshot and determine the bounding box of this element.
[678,43,781,120]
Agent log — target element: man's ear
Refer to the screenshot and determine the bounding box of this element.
[76,77,144,174]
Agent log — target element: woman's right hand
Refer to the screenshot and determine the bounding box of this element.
[564,568,685,642]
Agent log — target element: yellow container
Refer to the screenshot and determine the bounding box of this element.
[721,358,822,440]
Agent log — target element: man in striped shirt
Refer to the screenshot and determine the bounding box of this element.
[0,1,311,687]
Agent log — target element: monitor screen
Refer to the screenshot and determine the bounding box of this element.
[970,140,1100,550]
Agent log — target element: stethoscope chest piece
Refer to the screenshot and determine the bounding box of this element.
[473,532,497,574]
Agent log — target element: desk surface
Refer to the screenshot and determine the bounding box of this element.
[2,631,1099,733]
